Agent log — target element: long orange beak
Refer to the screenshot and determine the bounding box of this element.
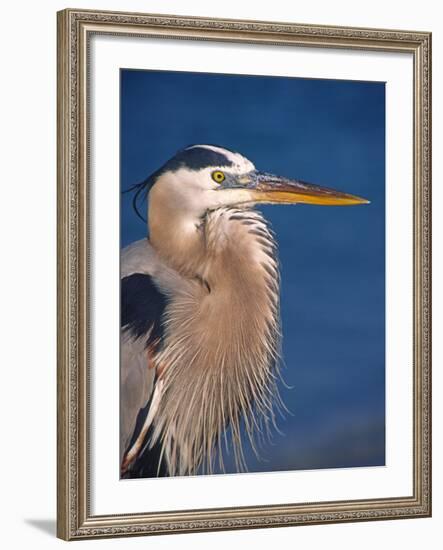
[239,171,369,206]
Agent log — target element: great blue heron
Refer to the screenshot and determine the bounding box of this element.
[120,144,368,478]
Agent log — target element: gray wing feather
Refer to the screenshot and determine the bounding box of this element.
[120,239,192,467]
[120,333,155,463]
[120,239,161,463]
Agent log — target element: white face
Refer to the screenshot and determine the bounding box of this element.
[149,145,258,218]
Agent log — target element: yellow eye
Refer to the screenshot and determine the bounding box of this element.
[211,170,225,184]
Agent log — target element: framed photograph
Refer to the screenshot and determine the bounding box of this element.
[57,8,432,540]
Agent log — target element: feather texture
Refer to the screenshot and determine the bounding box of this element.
[121,207,284,476]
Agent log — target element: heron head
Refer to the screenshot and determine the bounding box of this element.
[130,144,368,221]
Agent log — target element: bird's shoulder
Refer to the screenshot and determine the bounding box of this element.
[121,238,195,341]
[121,238,191,293]
[120,239,169,343]
[121,238,160,278]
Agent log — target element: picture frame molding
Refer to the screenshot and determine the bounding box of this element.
[57,8,431,540]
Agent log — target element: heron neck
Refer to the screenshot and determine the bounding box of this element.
[149,205,278,289]
[200,208,278,293]
[151,204,281,353]
[150,207,282,475]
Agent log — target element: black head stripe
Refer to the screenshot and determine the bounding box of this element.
[162,146,234,172]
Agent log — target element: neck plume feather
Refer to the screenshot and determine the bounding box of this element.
[151,207,284,476]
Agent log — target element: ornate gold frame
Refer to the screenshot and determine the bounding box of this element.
[57,8,432,540]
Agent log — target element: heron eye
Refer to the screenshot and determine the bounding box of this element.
[211,170,226,184]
